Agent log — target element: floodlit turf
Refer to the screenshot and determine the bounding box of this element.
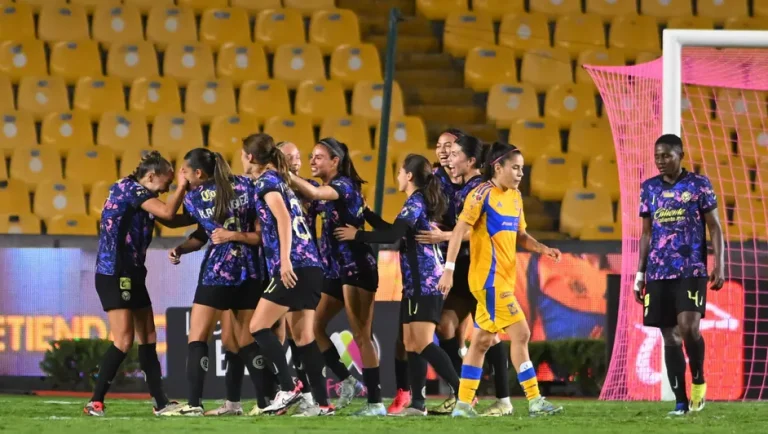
[1,395,767,434]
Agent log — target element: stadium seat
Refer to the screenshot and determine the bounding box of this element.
[0,4,35,42]
[723,16,768,30]
[92,5,144,50]
[416,0,468,20]
[348,150,379,185]
[264,116,316,150]
[575,48,625,90]
[608,16,659,61]
[568,118,614,164]
[255,9,306,53]
[295,80,347,126]
[200,8,252,51]
[553,14,606,59]
[70,0,121,13]
[0,40,47,84]
[486,84,539,128]
[0,76,12,111]
[47,213,97,235]
[381,187,407,223]
[375,116,429,162]
[464,46,517,92]
[529,0,581,20]
[38,4,90,43]
[681,85,713,123]
[544,83,598,128]
[129,76,181,121]
[272,44,326,89]
[146,6,198,52]
[41,111,94,156]
[698,0,748,25]
[579,222,620,240]
[231,0,282,15]
[17,76,70,121]
[319,116,372,153]
[560,187,613,238]
[89,180,111,216]
[0,111,37,156]
[530,155,583,201]
[701,161,750,206]
[65,148,118,193]
[735,123,768,168]
[639,0,692,23]
[498,13,550,57]
[0,157,5,181]
[10,147,63,191]
[520,48,573,92]
[216,43,269,87]
[208,114,260,160]
[0,213,41,234]
[634,52,660,64]
[239,80,292,124]
[0,180,31,214]
[118,147,155,177]
[107,42,160,86]
[585,0,636,22]
[184,79,237,124]
[443,12,495,58]
[151,114,204,160]
[472,0,524,21]
[124,0,174,15]
[164,43,216,86]
[716,88,766,128]
[756,0,768,17]
[49,41,103,85]
[97,112,150,157]
[666,16,715,30]
[33,180,87,221]
[177,0,228,14]
[351,81,405,127]
[508,119,562,161]
[586,156,619,201]
[73,77,126,122]
[681,121,731,166]
[330,43,383,90]
[283,0,336,16]
[309,9,361,56]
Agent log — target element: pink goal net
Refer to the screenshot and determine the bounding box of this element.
[586,49,768,401]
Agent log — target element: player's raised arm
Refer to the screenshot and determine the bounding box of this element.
[290,172,339,201]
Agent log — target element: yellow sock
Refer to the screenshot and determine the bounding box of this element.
[517,361,541,401]
[458,364,482,404]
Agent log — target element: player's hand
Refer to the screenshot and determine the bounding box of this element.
[415,224,446,244]
[211,228,234,245]
[281,260,298,289]
[175,168,189,191]
[334,224,358,241]
[543,247,562,262]
[168,247,182,265]
[437,271,454,297]
[634,272,645,304]
[709,265,725,290]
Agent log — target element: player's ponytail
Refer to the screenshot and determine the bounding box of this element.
[131,150,172,179]
[482,142,521,182]
[212,152,235,224]
[243,133,292,183]
[319,137,367,190]
[403,154,447,220]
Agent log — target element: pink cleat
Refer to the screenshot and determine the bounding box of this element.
[387,389,411,415]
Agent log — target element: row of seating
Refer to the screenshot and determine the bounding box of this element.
[7,0,335,15]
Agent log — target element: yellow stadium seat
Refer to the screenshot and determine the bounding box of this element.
[65,147,118,193]
[146,6,198,52]
[348,150,379,184]
[575,48,625,90]
[216,43,269,86]
[530,0,581,19]
[273,44,327,89]
[319,116,372,153]
[723,16,768,30]
[309,10,361,55]
[0,180,31,214]
[351,81,405,127]
[0,76,12,111]
[472,0,524,21]
[580,222,620,240]
[508,118,562,161]
[443,12,495,58]
[124,0,174,15]
[92,4,144,50]
[486,83,539,128]
[0,213,41,234]
[0,111,37,156]
[49,41,103,85]
[208,114,260,160]
[698,0,748,25]
[73,77,126,122]
[381,187,407,223]
[701,161,750,206]
[33,180,87,221]
[464,45,517,92]
[585,0,636,23]
[152,113,204,160]
[520,48,573,92]
[239,80,292,124]
[106,42,160,86]
[263,116,316,149]
[10,147,63,191]
[568,117,614,164]
[634,52,660,64]
[756,0,768,17]
[255,9,306,54]
[284,0,336,16]
[0,40,47,84]
[47,213,97,235]
[0,157,5,181]
[560,187,614,238]
[554,14,606,59]
[17,76,70,121]
[544,83,598,128]
[530,155,583,201]
[716,88,766,129]
[38,4,90,43]
[185,79,237,124]
[376,116,429,161]
[735,123,768,168]
[295,80,347,126]
[128,76,182,122]
[71,0,121,13]
[118,147,155,177]
[586,156,619,201]
[163,43,216,86]
[89,180,111,216]
[498,13,550,57]
[416,0,468,20]
[41,111,94,156]
[681,122,731,166]
[667,16,715,30]
[330,43,383,90]
[733,197,766,228]
[609,16,659,61]
[639,0,692,22]
[177,0,228,14]
[231,0,282,15]
[97,112,150,157]
[0,4,35,42]
[200,8,252,51]
[681,85,713,123]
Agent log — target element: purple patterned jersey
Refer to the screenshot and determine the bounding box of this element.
[96,177,157,275]
[183,175,260,286]
[454,175,483,258]
[397,191,444,298]
[433,165,461,256]
[254,170,321,277]
[318,175,377,279]
[301,178,321,243]
[639,170,718,281]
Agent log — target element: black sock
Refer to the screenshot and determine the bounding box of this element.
[297,341,330,406]
[186,341,209,407]
[420,343,460,397]
[252,329,294,391]
[664,344,689,405]
[138,343,169,409]
[363,367,381,404]
[439,337,463,375]
[394,357,409,391]
[239,342,268,408]
[289,339,312,393]
[224,351,244,402]
[91,344,127,402]
[684,336,706,385]
[262,369,278,399]
[407,351,427,410]
[486,342,511,399]
[322,346,351,380]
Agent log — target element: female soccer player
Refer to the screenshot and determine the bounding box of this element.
[335,154,461,417]
[634,134,725,416]
[290,138,383,416]
[85,151,186,417]
[438,142,563,418]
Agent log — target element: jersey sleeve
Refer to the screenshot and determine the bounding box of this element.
[458,186,488,226]
[518,193,527,232]
[698,176,718,214]
[329,177,352,200]
[397,194,424,227]
[638,183,651,218]
[255,173,282,199]
[127,181,154,208]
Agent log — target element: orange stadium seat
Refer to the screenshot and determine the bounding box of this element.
[376,116,429,161]
[41,111,94,156]
[0,40,47,84]
[0,180,31,214]
[681,122,731,166]
[310,10,361,55]
[568,118,614,164]
[164,43,216,86]
[0,76,13,111]
[586,156,619,201]
[0,4,35,42]
[667,16,715,30]
[71,0,121,13]
[107,42,160,86]
[464,46,517,92]
[151,113,204,160]
[200,8,252,51]
[560,187,614,238]
[231,0,282,15]
[443,12,495,58]
[609,16,659,61]
[38,4,90,43]
[319,116,372,153]
[119,147,155,177]
[701,161,751,206]
[553,14,606,59]
[579,222,620,240]
[33,180,87,221]
[255,9,306,53]
[124,0,174,15]
[498,13,550,57]
[716,88,766,128]
[295,80,347,126]
[585,0,636,23]
[472,0,524,21]
[47,213,97,235]
[177,0,228,14]
[216,43,269,86]
[208,114,260,160]
[73,77,126,122]
[520,48,573,92]
[756,0,768,17]
[681,85,713,122]
[97,112,150,157]
[264,116,316,149]
[486,84,539,128]
[639,0,692,23]
[575,48,625,90]
[0,213,41,234]
[351,81,405,127]
[635,52,660,64]
[530,155,583,201]
[92,5,144,50]
[65,148,118,193]
[90,180,111,216]
[273,44,327,89]
[185,79,237,124]
[146,6,198,52]
[735,123,768,168]
[508,119,562,161]
[529,0,581,20]
[17,76,70,121]
[698,0,748,25]
[0,111,37,156]
[239,80,292,124]
[416,0,468,20]
[284,0,336,16]
[544,83,598,128]
[330,43,383,90]
[723,16,768,30]
[129,76,181,121]
[10,147,63,191]
[49,41,103,85]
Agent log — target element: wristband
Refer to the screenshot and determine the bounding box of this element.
[445,261,456,271]
[634,272,644,292]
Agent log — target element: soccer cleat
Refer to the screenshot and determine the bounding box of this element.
[292,394,316,415]
[451,401,478,418]
[429,397,456,415]
[154,401,182,416]
[481,399,514,417]
[83,401,105,417]
[390,407,427,417]
[387,389,411,415]
[248,404,269,416]
[159,404,204,416]
[336,376,364,409]
[262,387,302,414]
[668,402,689,417]
[293,403,335,417]
[528,396,563,417]
[204,400,243,416]
[352,403,387,417]
[690,383,707,412]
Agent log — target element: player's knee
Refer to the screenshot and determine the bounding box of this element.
[292,328,314,347]
[436,321,455,340]
[678,321,701,341]
[661,328,682,346]
[138,329,157,345]
[508,326,531,346]
[472,335,493,354]
[113,334,134,353]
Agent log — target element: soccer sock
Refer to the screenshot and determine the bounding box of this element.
[239,342,268,408]
[251,329,295,391]
[91,344,127,403]
[296,341,330,406]
[420,343,460,397]
[486,342,511,399]
[684,336,706,385]
[288,339,312,394]
[458,364,482,404]
[362,367,382,404]
[665,344,689,404]
[224,351,244,403]
[138,343,169,409]
[322,346,352,380]
[439,337,463,375]
[407,352,428,410]
[186,341,209,407]
[394,357,410,391]
[517,361,541,401]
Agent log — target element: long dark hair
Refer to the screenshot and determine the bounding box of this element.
[131,150,172,179]
[440,128,465,141]
[403,154,447,220]
[183,148,234,224]
[243,133,292,183]
[455,135,488,171]
[318,137,366,190]
[482,142,521,181]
